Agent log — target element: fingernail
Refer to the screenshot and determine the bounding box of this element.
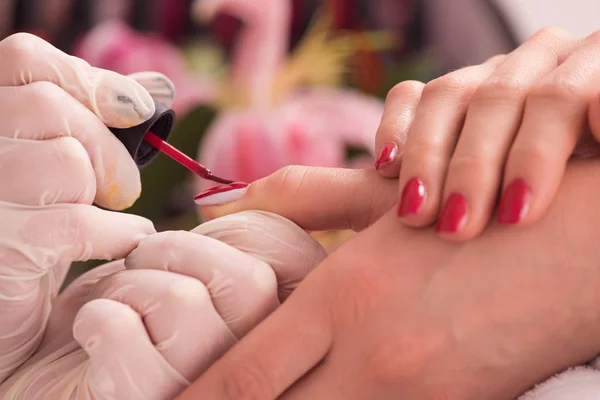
[375,142,399,169]
[96,71,156,127]
[436,193,468,233]
[397,177,425,216]
[497,179,531,224]
[128,71,176,107]
[194,182,249,206]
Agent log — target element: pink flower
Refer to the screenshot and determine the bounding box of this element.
[192,0,386,192]
[73,21,216,114]
[196,87,383,190]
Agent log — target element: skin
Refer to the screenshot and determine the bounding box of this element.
[178,159,600,399]
[375,27,600,241]
[176,27,600,397]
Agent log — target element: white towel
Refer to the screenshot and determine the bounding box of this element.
[520,361,600,399]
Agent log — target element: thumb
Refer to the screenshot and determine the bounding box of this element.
[196,166,398,232]
[73,299,189,400]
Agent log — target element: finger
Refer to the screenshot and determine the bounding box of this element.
[128,71,175,108]
[0,33,155,127]
[374,80,424,177]
[589,97,600,149]
[280,367,348,400]
[52,260,126,321]
[0,83,140,210]
[195,166,398,232]
[192,210,327,301]
[0,136,95,206]
[125,230,279,338]
[175,268,333,400]
[73,298,189,400]
[92,269,237,381]
[497,30,600,227]
[396,56,504,228]
[437,27,577,240]
[1,202,155,273]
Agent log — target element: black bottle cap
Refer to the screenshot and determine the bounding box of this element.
[108,100,176,168]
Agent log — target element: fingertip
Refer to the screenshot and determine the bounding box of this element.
[93,153,142,211]
[128,71,176,109]
[395,176,441,230]
[496,178,533,225]
[94,69,156,128]
[73,298,141,354]
[374,141,401,177]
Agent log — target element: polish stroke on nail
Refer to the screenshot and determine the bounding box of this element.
[194,182,249,206]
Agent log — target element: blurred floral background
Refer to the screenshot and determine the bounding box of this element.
[1,0,597,282]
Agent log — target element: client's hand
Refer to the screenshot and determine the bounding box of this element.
[0,211,326,400]
[373,27,600,241]
[181,160,600,399]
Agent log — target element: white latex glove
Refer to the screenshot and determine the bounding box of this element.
[0,33,175,382]
[0,211,327,400]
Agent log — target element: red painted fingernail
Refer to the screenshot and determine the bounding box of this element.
[375,142,399,169]
[436,193,468,233]
[497,179,531,224]
[194,182,249,206]
[398,177,425,216]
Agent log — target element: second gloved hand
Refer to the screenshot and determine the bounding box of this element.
[0,211,327,400]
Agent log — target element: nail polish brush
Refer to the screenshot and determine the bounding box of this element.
[108,100,235,185]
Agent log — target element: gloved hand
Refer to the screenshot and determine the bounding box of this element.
[0,33,174,382]
[0,211,327,400]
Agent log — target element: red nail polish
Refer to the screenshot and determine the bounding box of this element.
[497,179,531,224]
[436,193,468,233]
[194,182,249,205]
[375,142,399,169]
[398,178,425,216]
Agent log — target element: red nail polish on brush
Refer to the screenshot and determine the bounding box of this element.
[497,179,531,224]
[194,182,249,206]
[436,193,468,233]
[108,99,235,185]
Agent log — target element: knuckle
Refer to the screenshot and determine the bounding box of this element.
[584,30,600,45]
[402,141,446,169]
[0,32,40,66]
[53,136,90,169]
[265,165,310,196]
[530,75,583,103]
[81,299,140,339]
[473,75,524,104]
[50,137,95,204]
[483,54,507,65]
[150,230,189,255]
[97,270,131,294]
[448,153,491,176]
[26,81,70,111]
[423,73,471,99]
[531,26,572,43]
[222,360,274,400]
[248,260,278,300]
[164,277,211,309]
[508,143,554,168]
[386,80,425,102]
[98,307,140,338]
